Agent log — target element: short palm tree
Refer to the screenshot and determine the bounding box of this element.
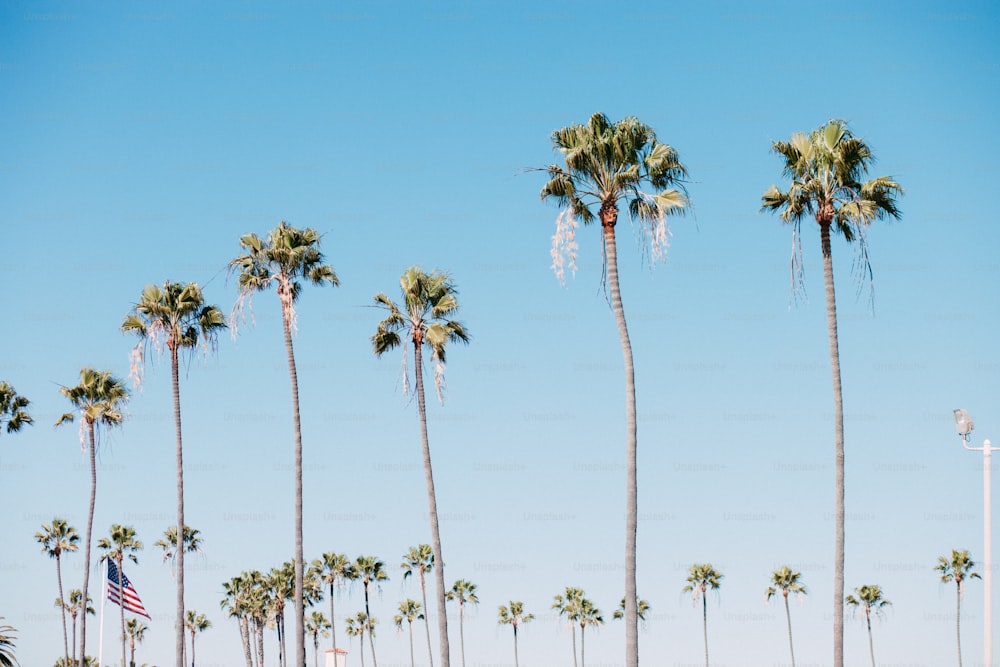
[0,617,18,667]
[767,566,807,667]
[612,596,649,623]
[0,380,32,436]
[936,548,981,667]
[346,612,375,667]
[266,561,295,667]
[184,610,210,667]
[123,280,225,667]
[97,524,143,667]
[540,112,688,667]
[372,268,470,667]
[446,579,479,667]
[497,601,533,667]
[35,517,79,665]
[230,221,338,667]
[401,544,435,667]
[154,525,204,577]
[310,552,357,662]
[576,597,603,667]
[845,585,891,667]
[354,555,388,667]
[59,589,94,667]
[552,587,585,667]
[762,120,902,667]
[305,611,330,667]
[393,599,423,667]
[683,563,723,667]
[125,618,148,667]
[56,367,128,666]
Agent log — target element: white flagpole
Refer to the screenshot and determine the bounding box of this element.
[98,560,107,667]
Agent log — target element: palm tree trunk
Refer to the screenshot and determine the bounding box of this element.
[956,582,963,667]
[865,611,875,667]
[580,626,586,667]
[359,632,366,667]
[57,554,69,665]
[363,585,377,667]
[191,632,196,667]
[70,611,77,667]
[119,557,127,667]
[571,625,578,667]
[130,636,136,667]
[281,303,307,667]
[512,625,519,667]
[420,572,433,667]
[171,343,187,667]
[240,617,253,667]
[413,341,451,667]
[603,209,639,667]
[701,593,709,667]
[784,593,796,667]
[256,621,265,667]
[458,605,466,667]
[329,584,338,656]
[408,621,415,667]
[79,422,97,667]
[314,635,319,667]
[819,221,846,667]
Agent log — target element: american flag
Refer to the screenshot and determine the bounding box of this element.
[107,561,151,619]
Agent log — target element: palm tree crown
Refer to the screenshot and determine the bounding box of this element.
[0,381,33,435]
[936,549,981,667]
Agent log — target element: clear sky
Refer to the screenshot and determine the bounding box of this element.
[2,1,999,666]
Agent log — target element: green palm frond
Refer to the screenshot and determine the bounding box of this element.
[0,381,33,435]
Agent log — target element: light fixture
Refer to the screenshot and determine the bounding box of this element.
[953,408,974,438]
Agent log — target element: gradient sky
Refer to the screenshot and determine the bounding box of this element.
[2,2,999,666]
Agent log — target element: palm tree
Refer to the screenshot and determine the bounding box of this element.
[354,555,388,667]
[539,112,689,667]
[35,517,80,665]
[346,612,375,667]
[125,618,148,667]
[576,597,603,667]
[613,596,649,623]
[552,587,585,667]
[305,611,330,667]
[0,617,18,667]
[0,380,32,436]
[401,545,435,667]
[56,367,129,666]
[762,120,902,667]
[309,552,356,664]
[184,611,210,667]
[97,524,143,667]
[230,221,338,667]
[372,269,470,667]
[845,584,891,667]
[393,599,423,667]
[123,280,225,667]
[497,601,533,667]
[936,549,981,667]
[445,580,478,667]
[266,562,295,667]
[683,563,723,667]
[221,574,255,667]
[60,589,94,667]
[154,525,204,577]
[766,566,807,667]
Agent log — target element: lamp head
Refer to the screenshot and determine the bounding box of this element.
[953,408,974,438]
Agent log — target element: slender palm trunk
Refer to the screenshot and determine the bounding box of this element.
[280,296,307,667]
[240,617,253,667]
[408,621,415,667]
[413,341,451,667]
[603,208,639,667]
[79,422,97,667]
[256,621,265,667]
[512,625,519,667]
[171,343,187,667]
[571,625,578,667]
[328,583,339,658]
[118,557,127,667]
[190,630,196,667]
[955,582,963,667]
[419,572,433,667]
[363,585,378,667]
[129,635,136,667]
[784,593,796,667]
[359,631,366,667]
[864,610,875,667]
[56,553,70,665]
[70,611,78,666]
[314,635,320,667]
[277,610,287,667]
[458,604,466,667]
[819,221,846,667]
[701,592,709,667]
[580,625,586,667]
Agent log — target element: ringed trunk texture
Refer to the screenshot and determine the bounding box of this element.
[79,422,97,667]
[171,343,187,667]
[602,212,639,667]
[819,221,846,667]
[413,341,451,667]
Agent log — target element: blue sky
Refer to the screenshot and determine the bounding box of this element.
[2,1,999,666]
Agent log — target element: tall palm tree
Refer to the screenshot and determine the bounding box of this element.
[552,587,585,667]
[497,601,533,667]
[0,380,32,436]
[393,599,423,667]
[346,612,375,667]
[184,610,211,667]
[445,579,478,667]
[354,555,388,667]
[576,597,603,667]
[401,545,435,667]
[683,563,723,667]
[936,549,981,667]
[125,618,148,667]
[230,221,338,667]
[305,611,330,667]
[35,517,80,665]
[540,112,689,667]
[123,280,225,667]
[767,566,807,667]
[613,596,649,623]
[97,524,143,667]
[56,367,129,666]
[845,584,891,667]
[60,589,94,667]
[310,552,356,663]
[762,120,902,667]
[154,525,204,577]
[0,617,18,667]
[372,269,469,667]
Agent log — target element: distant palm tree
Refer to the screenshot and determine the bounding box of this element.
[154,525,204,577]
[354,555,389,667]
[59,589,94,667]
[613,596,649,623]
[305,611,330,667]
[552,587,585,667]
[56,367,129,666]
[845,584,891,667]
[767,566,807,667]
[497,601,533,667]
[0,380,32,436]
[35,517,79,665]
[394,599,423,667]
[184,610,211,667]
[125,618,148,667]
[230,221,339,667]
[446,580,479,667]
[683,563,724,667]
[577,598,604,667]
[936,549,981,667]
[97,524,143,667]
[0,617,18,667]
[763,120,902,667]
[346,612,375,667]
[373,268,470,667]
[220,574,254,667]
[310,552,356,661]
[401,544,435,667]
[267,562,295,667]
